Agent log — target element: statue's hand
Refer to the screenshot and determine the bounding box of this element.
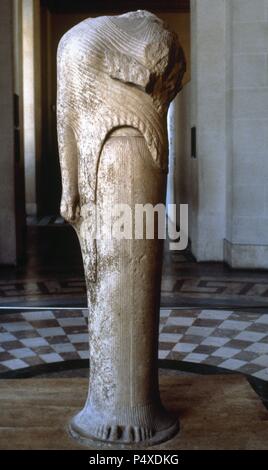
[60,194,80,224]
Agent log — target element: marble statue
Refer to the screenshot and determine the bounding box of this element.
[57,10,185,447]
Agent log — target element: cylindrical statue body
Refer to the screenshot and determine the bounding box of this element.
[57,10,185,447]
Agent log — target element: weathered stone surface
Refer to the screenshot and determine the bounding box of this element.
[57,10,185,446]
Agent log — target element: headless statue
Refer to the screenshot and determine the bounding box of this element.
[57,10,185,447]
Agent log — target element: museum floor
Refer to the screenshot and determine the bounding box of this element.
[1,374,268,450]
[0,221,267,408]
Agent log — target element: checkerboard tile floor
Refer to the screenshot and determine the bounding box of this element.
[0,309,268,380]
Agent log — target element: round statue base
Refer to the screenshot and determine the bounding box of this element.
[69,415,180,449]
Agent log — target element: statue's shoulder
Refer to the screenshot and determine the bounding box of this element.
[57,10,164,56]
[57,16,106,58]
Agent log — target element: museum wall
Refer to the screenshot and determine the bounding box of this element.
[23,0,36,215]
[175,0,268,269]
[225,0,268,268]
[0,1,17,264]
[171,83,191,222]
[187,0,228,262]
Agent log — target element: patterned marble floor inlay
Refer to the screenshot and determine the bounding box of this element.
[0,309,267,381]
[1,227,268,308]
[2,275,268,307]
[0,279,86,306]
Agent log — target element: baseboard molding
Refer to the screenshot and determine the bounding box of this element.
[224,239,268,269]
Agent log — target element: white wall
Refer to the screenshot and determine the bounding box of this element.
[23,0,37,215]
[175,0,268,268]
[189,0,229,261]
[171,83,191,220]
[225,0,268,268]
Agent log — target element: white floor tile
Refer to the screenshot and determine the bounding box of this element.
[78,350,89,359]
[167,316,194,326]
[40,353,64,363]
[158,350,169,359]
[201,336,229,347]
[37,327,65,337]
[159,333,183,343]
[2,359,27,370]
[0,333,17,343]
[199,310,232,320]
[220,358,246,370]
[255,314,268,325]
[220,320,251,331]
[172,343,197,353]
[21,337,49,348]
[246,343,268,354]
[251,355,268,367]
[212,347,239,358]
[23,311,55,321]
[253,368,268,381]
[160,309,172,318]
[68,334,89,344]
[3,323,33,332]
[184,353,208,363]
[52,343,76,353]
[235,331,267,342]
[10,348,36,358]
[186,326,215,337]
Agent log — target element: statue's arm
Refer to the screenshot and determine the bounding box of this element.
[57,36,80,224]
[57,119,80,224]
